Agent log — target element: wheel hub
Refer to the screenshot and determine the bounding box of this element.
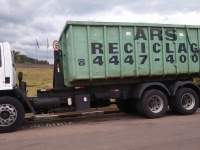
[149,100,157,107]
[1,111,10,120]
[181,93,195,110]
[148,95,164,113]
[0,104,17,126]
[182,98,187,105]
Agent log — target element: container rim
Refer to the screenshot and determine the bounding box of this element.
[59,20,200,41]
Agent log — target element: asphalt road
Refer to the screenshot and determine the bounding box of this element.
[1,110,200,150]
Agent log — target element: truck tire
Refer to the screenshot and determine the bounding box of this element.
[169,98,178,114]
[173,88,199,115]
[116,99,137,113]
[140,89,168,118]
[135,98,144,115]
[0,97,25,133]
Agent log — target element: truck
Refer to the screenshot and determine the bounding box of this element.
[1,21,200,133]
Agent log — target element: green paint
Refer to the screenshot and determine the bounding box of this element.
[59,21,200,87]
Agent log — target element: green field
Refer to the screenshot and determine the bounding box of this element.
[16,68,53,97]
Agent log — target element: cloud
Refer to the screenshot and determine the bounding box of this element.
[53,0,200,16]
[0,0,200,64]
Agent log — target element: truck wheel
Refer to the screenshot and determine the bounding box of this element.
[173,88,199,115]
[169,98,178,114]
[116,99,137,113]
[140,89,168,118]
[135,98,144,115]
[0,97,25,133]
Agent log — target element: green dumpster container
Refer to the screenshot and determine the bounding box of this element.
[59,21,200,87]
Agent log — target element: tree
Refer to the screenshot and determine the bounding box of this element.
[12,50,21,63]
[12,50,49,64]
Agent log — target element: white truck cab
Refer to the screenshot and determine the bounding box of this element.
[0,42,16,90]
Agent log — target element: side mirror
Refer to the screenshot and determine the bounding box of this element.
[18,72,27,95]
[18,72,23,82]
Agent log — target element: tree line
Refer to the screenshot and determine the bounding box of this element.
[12,50,49,64]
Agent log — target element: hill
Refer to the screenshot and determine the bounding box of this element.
[13,50,49,64]
[19,54,48,64]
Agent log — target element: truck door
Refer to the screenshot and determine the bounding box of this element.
[0,43,5,88]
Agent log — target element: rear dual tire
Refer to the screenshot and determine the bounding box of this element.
[116,99,137,113]
[136,87,199,118]
[170,88,199,115]
[136,89,168,118]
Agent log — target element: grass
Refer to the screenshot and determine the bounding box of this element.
[16,68,53,97]
[193,78,200,85]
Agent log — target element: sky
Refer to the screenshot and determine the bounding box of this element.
[1,0,200,64]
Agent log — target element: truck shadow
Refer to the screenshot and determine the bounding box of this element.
[20,108,200,131]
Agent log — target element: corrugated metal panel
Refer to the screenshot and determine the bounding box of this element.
[59,21,200,87]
